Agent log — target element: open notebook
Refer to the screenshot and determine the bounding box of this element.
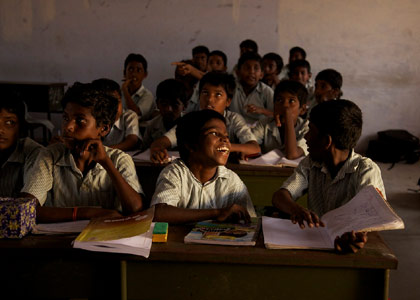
[240,149,305,167]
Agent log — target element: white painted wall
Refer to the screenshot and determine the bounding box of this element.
[1,0,419,151]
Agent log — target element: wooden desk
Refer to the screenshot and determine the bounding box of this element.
[0,226,397,300]
[135,161,294,207]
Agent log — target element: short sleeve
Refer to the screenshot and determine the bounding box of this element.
[114,151,143,196]
[164,125,178,148]
[280,157,311,200]
[150,165,182,207]
[230,113,258,144]
[356,159,386,199]
[137,89,156,121]
[123,109,140,138]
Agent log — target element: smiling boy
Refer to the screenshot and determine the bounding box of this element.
[22,83,143,222]
[151,109,256,224]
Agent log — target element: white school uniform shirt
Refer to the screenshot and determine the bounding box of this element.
[123,84,155,121]
[142,114,170,150]
[103,109,140,147]
[21,143,143,211]
[151,159,256,217]
[252,117,309,154]
[0,138,44,197]
[281,150,386,217]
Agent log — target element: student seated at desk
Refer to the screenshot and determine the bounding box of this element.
[142,79,187,149]
[151,109,256,224]
[272,100,386,253]
[21,83,144,222]
[314,69,343,104]
[150,72,261,163]
[252,80,309,159]
[262,52,283,90]
[92,78,140,151]
[0,96,44,197]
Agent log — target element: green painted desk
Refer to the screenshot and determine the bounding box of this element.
[0,226,397,300]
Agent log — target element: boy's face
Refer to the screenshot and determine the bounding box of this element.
[124,61,147,89]
[237,60,263,89]
[304,122,329,162]
[290,67,311,85]
[0,108,20,151]
[193,52,208,72]
[193,118,231,167]
[157,98,184,124]
[289,51,304,63]
[199,83,231,115]
[315,80,339,104]
[207,55,226,73]
[62,102,109,151]
[240,47,255,56]
[262,59,278,76]
[274,92,306,126]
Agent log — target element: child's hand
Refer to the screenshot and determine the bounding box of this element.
[77,138,109,165]
[290,205,324,229]
[245,104,265,115]
[172,62,193,76]
[334,231,368,253]
[150,148,170,165]
[275,106,298,127]
[217,204,251,223]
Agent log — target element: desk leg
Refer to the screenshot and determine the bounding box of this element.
[121,260,128,300]
[383,269,390,300]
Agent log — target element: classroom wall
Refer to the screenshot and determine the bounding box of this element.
[1,0,419,151]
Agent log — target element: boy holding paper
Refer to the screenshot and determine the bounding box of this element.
[272,100,386,253]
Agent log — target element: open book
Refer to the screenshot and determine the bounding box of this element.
[127,149,180,163]
[240,149,304,167]
[73,208,154,257]
[263,186,404,250]
[184,218,260,246]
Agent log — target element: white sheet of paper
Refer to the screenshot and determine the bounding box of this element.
[33,220,90,235]
[128,149,180,162]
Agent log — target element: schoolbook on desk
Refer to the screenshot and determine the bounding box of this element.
[240,149,304,167]
[73,208,154,257]
[184,218,260,246]
[263,185,404,250]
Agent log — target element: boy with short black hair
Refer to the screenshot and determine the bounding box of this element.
[272,99,385,253]
[22,83,143,222]
[230,52,274,123]
[192,45,210,72]
[0,95,44,197]
[279,46,307,80]
[151,109,256,224]
[239,39,258,55]
[121,53,155,121]
[314,69,343,104]
[92,78,140,151]
[150,72,260,164]
[142,79,188,149]
[289,59,314,111]
[252,80,308,158]
[262,52,284,89]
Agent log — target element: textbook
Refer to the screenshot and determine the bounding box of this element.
[240,149,304,167]
[263,186,404,250]
[184,218,260,246]
[128,149,180,163]
[73,208,154,257]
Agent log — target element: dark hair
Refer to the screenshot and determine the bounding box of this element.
[237,52,263,70]
[156,79,188,107]
[274,80,308,106]
[315,69,343,90]
[61,82,118,128]
[91,78,121,97]
[289,59,311,74]
[199,72,236,99]
[289,46,307,59]
[309,99,362,150]
[124,53,148,73]
[263,52,284,74]
[176,109,226,162]
[239,39,258,53]
[0,91,27,137]
[192,45,210,57]
[209,50,227,67]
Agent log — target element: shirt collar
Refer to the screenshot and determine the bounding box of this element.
[313,149,358,178]
[133,84,145,97]
[55,144,104,176]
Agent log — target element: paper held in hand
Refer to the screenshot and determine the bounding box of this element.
[73,207,154,257]
[263,185,404,250]
[127,148,180,163]
[240,149,304,167]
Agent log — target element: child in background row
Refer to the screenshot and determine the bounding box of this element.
[314,69,343,104]
[92,79,140,151]
[152,109,256,224]
[272,99,385,253]
[252,80,309,158]
[142,79,187,150]
[22,83,143,222]
[279,46,307,80]
[231,39,259,78]
[230,52,274,124]
[121,53,156,121]
[150,72,260,164]
[288,59,315,113]
[0,96,44,197]
[262,52,283,90]
[191,45,210,72]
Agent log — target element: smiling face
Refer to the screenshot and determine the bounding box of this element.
[238,59,263,89]
[0,109,20,151]
[192,118,231,167]
[124,61,147,90]
[199,83,231,114]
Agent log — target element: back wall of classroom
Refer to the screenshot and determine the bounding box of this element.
[1,0,419,152]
